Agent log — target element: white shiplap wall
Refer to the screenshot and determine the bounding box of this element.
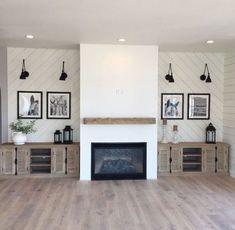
[158,52,224,142]
[224,53,235,176]
[7,48,80,142]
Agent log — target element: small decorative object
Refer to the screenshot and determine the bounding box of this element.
[19,59,29,80]
[165,63,175,83]
[172,125,179,144]
[54,130,62,144]
[206,123,216,144]
[9,119,36,145]
[161,118,168,143]
[161,93,184,120]
[187,94,210,120]
[47,92,71,119]
[17,91,43,119]
[63,125,73,144]
[200,64,212,83]
[59,61,68,81]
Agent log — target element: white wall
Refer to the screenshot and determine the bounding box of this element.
[0,47,8,143]
[80,44,158,180]
[224,53,235,176]
[7,48,80,142]
[158,52,224,142]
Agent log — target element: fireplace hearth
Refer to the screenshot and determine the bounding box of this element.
[91,142,146,180]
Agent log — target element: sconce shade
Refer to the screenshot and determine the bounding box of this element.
[165,63,175,83]
[206,123,216,144]
[59,61,68,80]
[19,59,29,80]
[200,74,206,81]
[205,73,212,83]
[200,64,212,83]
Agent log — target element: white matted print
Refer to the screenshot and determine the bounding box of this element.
[47,92,71,119]
[187,93,210,120]
[17,91,43,119]
[161,93,184,120]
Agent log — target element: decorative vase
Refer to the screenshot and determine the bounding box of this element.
[12,132,27,145]
[172,125,179,144]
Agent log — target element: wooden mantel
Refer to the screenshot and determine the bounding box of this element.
[83,117,156,125]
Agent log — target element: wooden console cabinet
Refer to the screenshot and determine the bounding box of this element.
[158,142,229,175]
[0,143,80,177]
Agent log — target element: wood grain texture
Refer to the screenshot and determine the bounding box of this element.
[83,117,156,124]
[0,176,235,230]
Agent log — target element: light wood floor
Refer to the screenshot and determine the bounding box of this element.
[1,176,235,230]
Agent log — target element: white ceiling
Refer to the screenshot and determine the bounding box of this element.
[0,0,235,51]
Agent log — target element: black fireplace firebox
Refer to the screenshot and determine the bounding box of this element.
[91,142,146,180]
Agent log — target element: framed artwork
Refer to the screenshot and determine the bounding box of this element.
[187,93,210,120]
[17,91,43,119]
[47,92,71,119]
[161,93,184,120]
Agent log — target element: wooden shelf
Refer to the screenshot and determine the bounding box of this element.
[31,164,51,167]
[31,155,51,158]
[183,154,201,157]
[83,117,156,125]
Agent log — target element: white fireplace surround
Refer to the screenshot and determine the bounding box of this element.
[80,44,158,180]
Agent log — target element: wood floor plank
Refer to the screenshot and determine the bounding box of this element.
[0,176,235,230]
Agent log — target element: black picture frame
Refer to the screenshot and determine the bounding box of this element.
[17,91,43,119]
[161,93,184,120]
[47,92,71,119]
[187,93,210,120]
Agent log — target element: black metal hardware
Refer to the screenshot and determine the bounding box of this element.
[200,63,212,83]
[15,147,18,175]
[19,59,29,80]
[165,63,175,83]
[59,61,68,81]
[65,147,68,175]
[169,146,172,173]
[215,146,217,173]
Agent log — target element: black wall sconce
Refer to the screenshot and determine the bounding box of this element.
[59,61,68,81]
[19,59,29,80]
[200,64,212,83]
[165,63,175,83]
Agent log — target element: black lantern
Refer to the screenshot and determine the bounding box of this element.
[54,130,62,144]
[63,125,73,144]
[206,123,216,144]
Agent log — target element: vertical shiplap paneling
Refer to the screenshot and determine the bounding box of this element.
[158,52,224,142]
[224,53,235,176]
[7,48,80,142]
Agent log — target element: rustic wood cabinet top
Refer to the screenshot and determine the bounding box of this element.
[158,142,229,147]
[0,142,80,148]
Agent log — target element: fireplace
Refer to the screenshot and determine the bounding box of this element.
[91,142,146,180]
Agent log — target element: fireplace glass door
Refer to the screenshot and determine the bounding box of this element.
[91,142,146,180]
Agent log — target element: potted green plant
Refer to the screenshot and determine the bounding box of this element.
[9,119,37,145]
